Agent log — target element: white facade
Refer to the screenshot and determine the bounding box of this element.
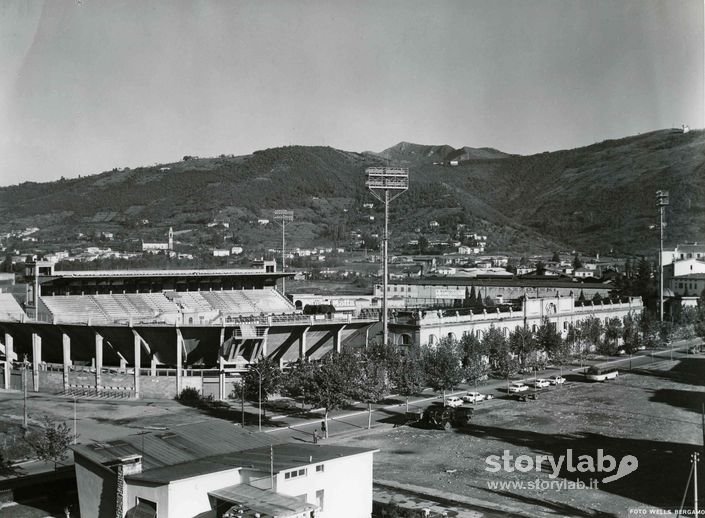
[389,296,643,347]
[662,243,705,266]
[75,446,376,518]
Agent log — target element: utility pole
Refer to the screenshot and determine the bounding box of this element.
[273,210,294,296]
[694,452,700,515]
[656,190,669,322]
[366,167,409,346]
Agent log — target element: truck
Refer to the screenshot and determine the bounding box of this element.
[405,404,474,430]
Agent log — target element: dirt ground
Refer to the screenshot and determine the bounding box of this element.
[340,356,705,517]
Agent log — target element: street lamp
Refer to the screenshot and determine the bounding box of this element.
[366,167,409,346]
[656,190,669,322]
[273,210,294,296]
[22,353,30,430]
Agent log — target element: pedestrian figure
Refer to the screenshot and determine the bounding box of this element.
[321,421,327,438]
[313,429,319,444]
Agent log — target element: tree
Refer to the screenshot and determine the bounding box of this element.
[242,356,282,417]
[551,251,560,263]
[422,338,464,401]
[572,253,583,270]
[468,286,477,305]
[535,318,562,362]
[600,317,623,355]
[418,236,429,254]
[459,333,489,389]
[306,351,359,438]
[535,261,546,276]
[353,345,391,429]
[388,345,425,412]
[578,316,603,353]
[26,416,72,469]
[281,359,317,407]
[578,290,586,303]
[508,327,535,369]
[622,313,642,354]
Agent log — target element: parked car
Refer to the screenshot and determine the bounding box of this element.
[533,378,551,388]
[462,391,488,403]
[687,345,700,354]
[549,375,566,385]
[508,382,529,393]
[445,396,464,407]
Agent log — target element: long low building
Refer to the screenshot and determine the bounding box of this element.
[387,295,643,347]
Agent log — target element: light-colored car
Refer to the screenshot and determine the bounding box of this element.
[462,391,487,403]
[533,379,551,388]
[508,382,529,393]
[549,376,566,385]
[445,396,464,407]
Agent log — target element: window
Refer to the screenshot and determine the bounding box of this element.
[316,464,325,473]
[284,468,307,480]
[135,498,157,518]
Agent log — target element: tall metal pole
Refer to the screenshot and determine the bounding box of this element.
[383,190,389,346]
[274,210,293,297]
[657,190,669,322]
[366,167,408,347]
[660,200,664,322]
[281,219,286,296]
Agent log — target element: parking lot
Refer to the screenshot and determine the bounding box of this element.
[338,352,705,517]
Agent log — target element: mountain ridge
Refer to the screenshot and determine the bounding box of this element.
[0,129,703,256]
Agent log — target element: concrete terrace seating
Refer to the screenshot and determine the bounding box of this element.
[91,294,180,321]
[201,291,257,314]
[41,295,110,324]
[173,292,212,312]
[241,289,295,313]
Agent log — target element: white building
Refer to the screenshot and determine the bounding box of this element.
[388,296,643,347]
[143,228,174,253]
[662,243,705,266]
[73,420,377,518]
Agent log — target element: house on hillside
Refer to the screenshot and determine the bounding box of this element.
[574,267,595,279]
[73,421,377,518]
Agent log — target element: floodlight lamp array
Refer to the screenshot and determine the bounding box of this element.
[273,209,294,222]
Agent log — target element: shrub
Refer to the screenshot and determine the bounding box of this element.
[177,387,202,405]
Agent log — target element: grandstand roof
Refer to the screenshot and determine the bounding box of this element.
[46,268,293,279]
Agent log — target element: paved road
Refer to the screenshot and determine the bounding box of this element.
[264,338,703,442]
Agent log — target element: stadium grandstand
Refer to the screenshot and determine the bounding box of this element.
[0,261,379,400]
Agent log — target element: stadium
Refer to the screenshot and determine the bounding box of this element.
[0,261,378,400]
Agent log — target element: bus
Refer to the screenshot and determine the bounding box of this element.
[585,366,619,382]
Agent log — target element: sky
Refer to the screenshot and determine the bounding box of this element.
[0,0,703,185]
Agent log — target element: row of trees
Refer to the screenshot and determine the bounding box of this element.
[238,311,678,433]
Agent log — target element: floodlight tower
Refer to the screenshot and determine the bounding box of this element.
[273,210,294,296]
[656,190,669,322]
[365,167,409,346]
